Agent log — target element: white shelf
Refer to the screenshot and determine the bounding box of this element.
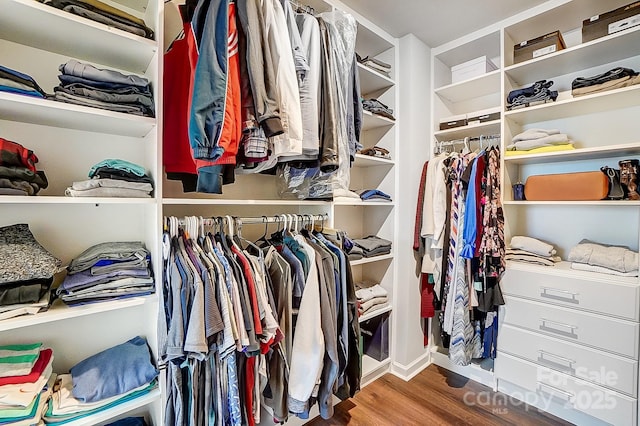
[435,70,501,103]
[504,142,640,165]
[434,119,501,141]
[0,196,156,204]
[62,388,160,426]
[358,63,394,96]
[362,110,395,130]
[504,84,640,125]
[359,304,392,323]
[333,200,395,206]
[0,92,155,137]
[506,260,639,286]
[0,296,154,332]
[350,253,394,266]
[355,22,394,58]
[505,26,640,85]
[0,0,157,74]
[354,153,395,167]
[503,200,640,206]
[362,354,391,378]
[162,198,329,206]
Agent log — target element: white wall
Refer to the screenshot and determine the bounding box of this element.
[391,34,432,378]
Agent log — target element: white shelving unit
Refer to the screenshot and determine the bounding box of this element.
[430,1,640,425]
[0,1,162,425]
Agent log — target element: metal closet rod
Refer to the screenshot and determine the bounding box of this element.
[170,213,329,226]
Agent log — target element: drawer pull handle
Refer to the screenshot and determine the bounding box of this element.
[540,318,578,337]
[540,287,579,303]
[538,350,576,370]
[537,382,574,404]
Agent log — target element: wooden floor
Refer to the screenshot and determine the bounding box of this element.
[307,365,572,426]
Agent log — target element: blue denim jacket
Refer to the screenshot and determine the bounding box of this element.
[189,0,229,161]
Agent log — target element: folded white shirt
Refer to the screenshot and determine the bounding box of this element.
[355,284,387,302]
[359,296,388,313]
[53,373,150,415]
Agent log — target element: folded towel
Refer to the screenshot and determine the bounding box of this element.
[505,144,575,155]
[568,240,638,273]
[507,133,569,151]
[509,236,556,257]
[512,128,560,142]
[358,296,388,314]
[571,262,639,277]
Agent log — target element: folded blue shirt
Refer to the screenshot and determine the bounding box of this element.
[88,159,147,178]
[70,336,158,403]
[106,417,147,426]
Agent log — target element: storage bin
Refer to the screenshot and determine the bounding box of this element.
[451,56,497,84]
[438,114,467,131]
[513,30,565,64]
[582,1,640,43]
[466,107,500,125]
[360,313,389,361]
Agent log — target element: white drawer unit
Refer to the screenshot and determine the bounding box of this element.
[502,296,640,359]
[498,324,638,397]
[496,353,637,426]
[503,263,640,321]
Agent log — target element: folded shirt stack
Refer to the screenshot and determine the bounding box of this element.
[506,235,561,267]
[0,65,46,99]
[0,344,55,426]
[43,337,158,425]
[0,137,49,196]
[507,79,558,110]
[568,239,639,277]
[46,0,154,39]
[572,67,640,97]
[53,60,155,117]
[362,98,395,120]
[352,235,392,258]
[356,188,392,202]
[66,159,153,198]
[506,129,573,152]
[356,54,392,76]
[57,241,154,305]
[0,224,61,321]
[355,282,389,316]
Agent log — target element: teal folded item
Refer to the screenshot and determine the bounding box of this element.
[43,381,156,425]
[88,159,146,178]
[70,336,157,403]
[0,394,40,422]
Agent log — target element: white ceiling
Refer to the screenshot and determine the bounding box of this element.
[340,0,549,47]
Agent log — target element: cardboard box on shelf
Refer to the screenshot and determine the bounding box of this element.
[513,30,566,64]
[582,1,640,43]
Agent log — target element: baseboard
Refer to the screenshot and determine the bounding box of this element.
[390,350,431,381]
[430,350,496,389]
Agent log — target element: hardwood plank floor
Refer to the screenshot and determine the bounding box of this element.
[307,365,572,425]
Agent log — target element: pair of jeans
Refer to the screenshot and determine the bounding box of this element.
[60,59,150,88]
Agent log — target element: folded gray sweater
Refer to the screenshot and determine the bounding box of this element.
[568,239,638,273]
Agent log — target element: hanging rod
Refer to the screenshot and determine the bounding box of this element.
[169,213,328,227]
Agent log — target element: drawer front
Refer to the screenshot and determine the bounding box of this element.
[503,296,639,359]
[498,324,638,397]
[503,267,639,321]
[496,353,637,426]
